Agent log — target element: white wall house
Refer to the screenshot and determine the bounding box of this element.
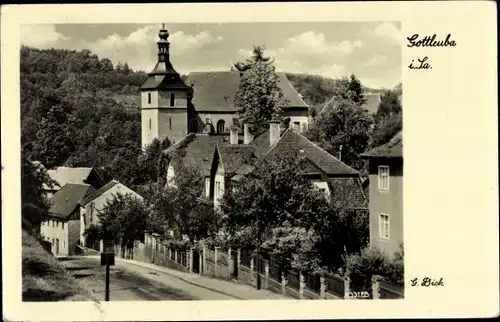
[40,183,94,256]
[79,180,143,247]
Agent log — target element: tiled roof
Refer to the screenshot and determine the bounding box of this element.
[265,128,359,176]
[165,134,239,176]
[80,180,119,206]
[49,183,95,218]
[361,131,403,158]
[185,71,308,112]
[216,144,257,175]
[328,177,367,208]
[46,167,93,190]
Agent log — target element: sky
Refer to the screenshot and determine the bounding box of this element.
[21,22,401,89]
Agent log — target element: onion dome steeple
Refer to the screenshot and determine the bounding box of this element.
[140,24,189,90]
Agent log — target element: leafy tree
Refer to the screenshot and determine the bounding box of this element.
[21,153,57,233]
[234,60,288,134]
[150,162,219,242]
[97,193,148,248]
[307,98,373,171]
[218,155,360,273]
[32,104,77,169]
[231,45,274,72]
[136,137,171,185]
[370,87,402,148]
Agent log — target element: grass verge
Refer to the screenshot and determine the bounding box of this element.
[22,229,96,301]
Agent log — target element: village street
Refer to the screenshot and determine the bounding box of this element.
[58,256,287,301]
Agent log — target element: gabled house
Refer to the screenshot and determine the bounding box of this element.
[79,180,143,247]
[361,131,403,258]
[44,166,105,199]
[207,120,367,209]
[40,183,95,255]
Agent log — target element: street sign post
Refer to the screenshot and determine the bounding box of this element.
[100,240,115,301]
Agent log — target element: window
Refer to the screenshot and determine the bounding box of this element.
[189,119,198,133]
[149,118,151,130]
[61,222,64,230]
[294,121,300,130]
[378,165,390,190]
[216,120,225,134]
[215,181,220,198]
[379,213,390,239]
[148,93,152,104]
[169,117,172,130]
[170,93,175,107]
[205,178,210,195]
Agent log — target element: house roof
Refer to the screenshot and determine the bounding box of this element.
[361,131,403,158]
[216,144,257,175]
[49,183,95,218]
[164,134,240,176]
[184,71,308,112]
[328,177,367,208]
[46,167,94,190]
[265,128,359,176]
[80,180,120,206]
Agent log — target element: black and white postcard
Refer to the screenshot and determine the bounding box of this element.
[1,2,498,320]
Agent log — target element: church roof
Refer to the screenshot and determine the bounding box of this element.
[185,71,309,112]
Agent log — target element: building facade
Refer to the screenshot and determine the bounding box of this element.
[40,183,95,255]
[79,180,143,247]
[361,131,403,259]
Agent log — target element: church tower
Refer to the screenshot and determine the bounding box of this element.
[140,24,190,147]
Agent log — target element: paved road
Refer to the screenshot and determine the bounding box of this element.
[59,256,198,301]
[59,256,286,301]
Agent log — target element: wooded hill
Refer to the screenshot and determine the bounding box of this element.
[21,46,394,189]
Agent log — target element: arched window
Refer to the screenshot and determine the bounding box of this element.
[216,120,225,134]
[148,93,152,104]
[189,119,198,133]
[170,93,175,107]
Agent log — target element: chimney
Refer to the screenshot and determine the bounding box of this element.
[269,119,280,147]
[230,126,238,144]
[243,122,254,144]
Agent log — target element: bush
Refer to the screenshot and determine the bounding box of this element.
[344,244,404,296]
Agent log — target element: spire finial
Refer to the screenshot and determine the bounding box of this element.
[158,23,169,41]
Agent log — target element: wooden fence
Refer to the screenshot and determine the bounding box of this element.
[115,237,404,300]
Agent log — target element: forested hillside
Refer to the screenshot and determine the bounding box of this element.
[21,46,399,189]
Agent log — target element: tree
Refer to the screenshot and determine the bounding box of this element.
[306,98,373,171]
[234,60,288,134]
[21,153,57,233]
[347,74,367,106]
[218,155,351,273]
[32,104,77,169]
[136,137,171,185]
[97,193,148,249]
[370,87,402,148]
[150,162,219,243]
[231,45,274,72]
